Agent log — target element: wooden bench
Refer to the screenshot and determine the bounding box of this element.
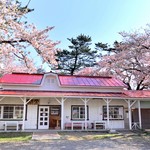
[94,121,106,130]
[4,121,22,131]
[65,122,72,129]
[65,121,85,130]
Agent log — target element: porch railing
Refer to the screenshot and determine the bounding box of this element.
[64,121,106,130]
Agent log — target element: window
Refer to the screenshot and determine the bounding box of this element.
[103,106,123,120]
[3,106,13,119]
[71,105,89,120]
[1,105,23,119]
[14,106,23,119]
[50,106,60,116]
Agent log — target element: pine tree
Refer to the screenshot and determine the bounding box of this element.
[54,34,98,75]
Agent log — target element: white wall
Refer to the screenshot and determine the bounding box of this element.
[62,98,127,129]
[25,105,38,129]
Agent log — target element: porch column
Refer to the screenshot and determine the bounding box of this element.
[125,99,136,130]
[104,99,111,129]
[20,97,33,131]
[55,97,67,130]
[128,100,132,130]
[22,97,26,131]
[81,98,90,130]
[138,100,142,129]
[61,98,66,130]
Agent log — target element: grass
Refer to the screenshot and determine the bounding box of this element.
[89,134,120,140]
[58,131,150,141]
[0,132,32,142]
[58,131,120,140]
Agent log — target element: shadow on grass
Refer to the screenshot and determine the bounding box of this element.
[58,131,150,141]
[0,132,32,142]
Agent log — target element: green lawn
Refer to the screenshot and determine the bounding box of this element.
[58,131,150,141]
[0,132,32,142]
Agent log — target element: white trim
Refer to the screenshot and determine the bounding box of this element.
[81,98,90,130]
[103,99,111,129]
[54,97,67,130]
[1,94,150,100]
[0,94,129,100]
[125,99,137,130]
[20,97,33,130]
[61,98,66,130]
[22,97,26,131]
[138,100,142,129]
[20,97,33,105]
[0,97,5,102]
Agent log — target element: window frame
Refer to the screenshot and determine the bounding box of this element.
[0,105,23,120]
[3,106,14,119]
[71,105,89,121]
[103,105,124,120]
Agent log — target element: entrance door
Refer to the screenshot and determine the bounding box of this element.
[38,106,49,129]
[132,108,150,129]
[49,106,61,129]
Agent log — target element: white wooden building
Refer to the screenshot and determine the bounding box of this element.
[0,72,150,131]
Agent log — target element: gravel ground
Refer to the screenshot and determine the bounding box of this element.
[0,131,150,150]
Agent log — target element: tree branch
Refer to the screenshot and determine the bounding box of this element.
[0,39,27,44]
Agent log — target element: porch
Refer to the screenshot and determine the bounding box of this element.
[0,95,149,131]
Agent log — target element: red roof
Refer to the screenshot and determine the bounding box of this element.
[124,90,150,98]
[0,73,126,88]
[58,75,126,87]
[0,89,150,99]
[0,73,43,85]
[0,90,127,98]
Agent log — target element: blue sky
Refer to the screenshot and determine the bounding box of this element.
[25,0,150,49]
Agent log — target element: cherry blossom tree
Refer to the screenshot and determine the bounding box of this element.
[0,0,59,74]
[77,25,150,90]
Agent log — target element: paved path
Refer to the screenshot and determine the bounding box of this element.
[32,131,61,140]
[0,138,150,150]
[0,131,150,150]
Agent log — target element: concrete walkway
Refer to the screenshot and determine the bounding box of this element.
[32,131,61,140]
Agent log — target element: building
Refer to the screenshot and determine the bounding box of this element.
[0,72,150,131]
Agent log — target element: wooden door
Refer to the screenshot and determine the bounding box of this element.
[49,106,61,129]
[132,108,150,129]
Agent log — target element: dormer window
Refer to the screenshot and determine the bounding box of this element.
[51,78,55,83]
[47,78,55,84]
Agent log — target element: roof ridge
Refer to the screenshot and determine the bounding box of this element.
[58,74,112,78]
[12,72,44,75]
[10,72,112,78]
